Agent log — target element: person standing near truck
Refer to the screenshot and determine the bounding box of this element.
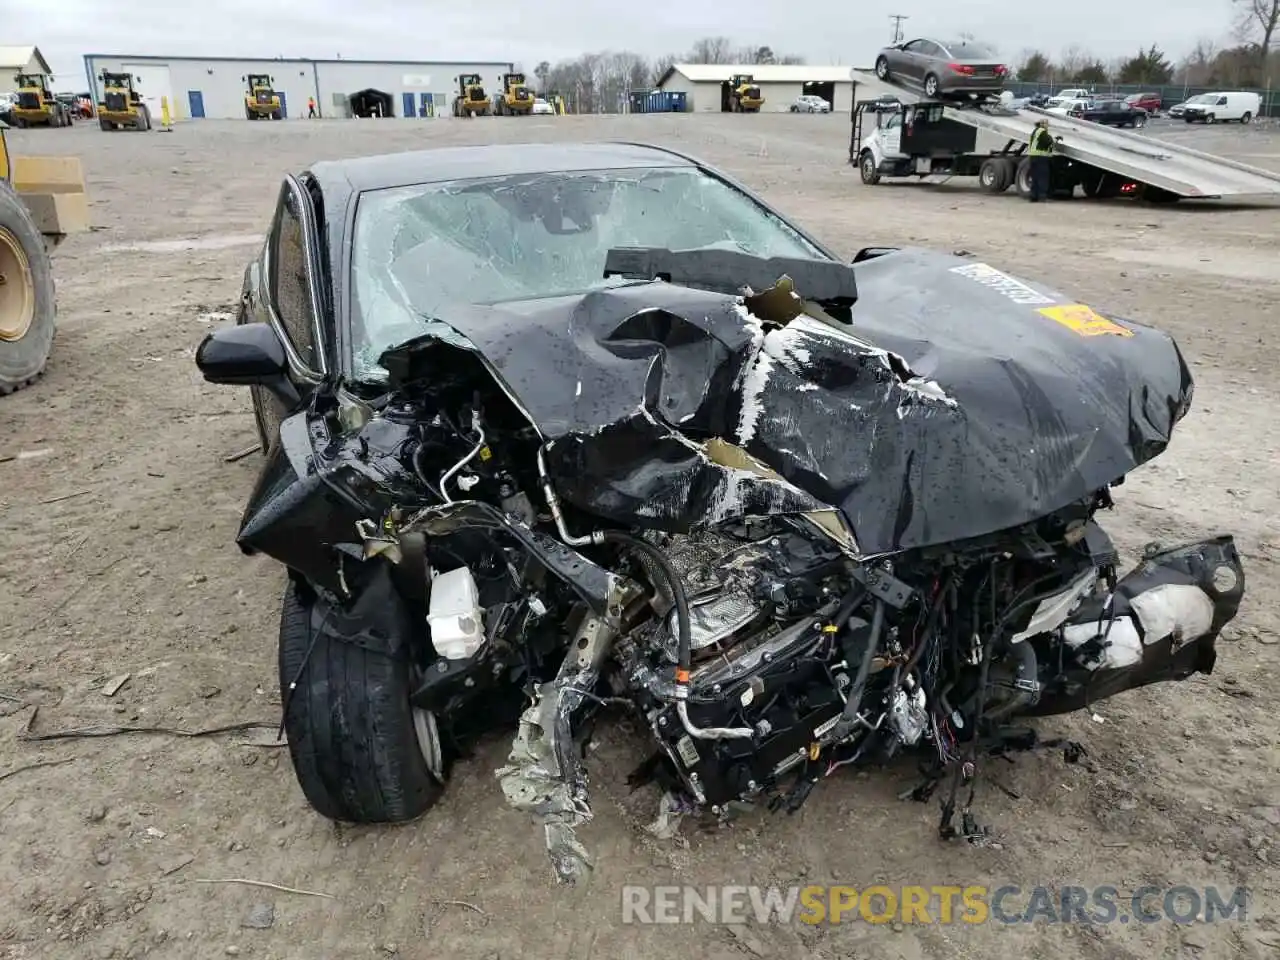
[1027,118,1056,202]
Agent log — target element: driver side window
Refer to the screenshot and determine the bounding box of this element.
[269,185,318,370]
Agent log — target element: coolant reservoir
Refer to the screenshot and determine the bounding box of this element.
[427,567,485,660]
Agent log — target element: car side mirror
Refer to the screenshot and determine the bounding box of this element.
[196,322,299,407]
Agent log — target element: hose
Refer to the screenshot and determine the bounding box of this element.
[598,530,692,677]
[831,597,886,738]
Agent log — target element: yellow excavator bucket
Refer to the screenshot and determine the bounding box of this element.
[0,126,89,242]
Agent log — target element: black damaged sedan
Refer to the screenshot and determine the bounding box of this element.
[197,141,1244,882]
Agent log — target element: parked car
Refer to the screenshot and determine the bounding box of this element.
[789,94,831,113]
[874,37,1009,99]
[1181,91,1261,124]
[531,97,555,115]
[1124,92,1162,113]
[1067,99,1149,128]
[193,140,1244,884]
[1045,97,1092,117]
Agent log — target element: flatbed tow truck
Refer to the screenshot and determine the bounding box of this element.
[849,70,1280,202]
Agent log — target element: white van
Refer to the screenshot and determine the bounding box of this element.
[1181,91,1262,124]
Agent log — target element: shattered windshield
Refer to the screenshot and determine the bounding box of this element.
[349,166,828,381]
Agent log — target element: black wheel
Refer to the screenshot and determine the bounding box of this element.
[875,56,890,81]
[272,109,282,120]
[979,158,1010,192]
[99,116,111,131]
[0,182,56,394]
[924,73,940,98]
[136,106,150,131]
[278,578,445,823]
[1205,113,1215,124]
[859,151,881,185]
[1014,157,1032,195]
[1241,111,1252,124]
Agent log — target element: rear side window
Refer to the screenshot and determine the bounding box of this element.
[269,185,318,369]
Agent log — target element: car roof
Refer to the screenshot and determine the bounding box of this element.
[308,141,695,195]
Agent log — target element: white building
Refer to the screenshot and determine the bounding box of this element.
[0,46,53,96]
[81,54,516,120]
[656,64,862,114]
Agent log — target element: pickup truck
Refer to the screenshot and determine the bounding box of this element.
[1066,98,1148,128]
[1124,92,1161,113]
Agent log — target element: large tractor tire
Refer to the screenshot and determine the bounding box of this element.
[0,182,56,394]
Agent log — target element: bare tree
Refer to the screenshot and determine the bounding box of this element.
[651,55,676,86]
[688,36,736,64]
[1056,44,1090,80]
[1233,0,1280,70]
[1176,39,1217,84]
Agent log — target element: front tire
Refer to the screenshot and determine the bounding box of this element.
[859,151,881,185]
[278,578,445,823]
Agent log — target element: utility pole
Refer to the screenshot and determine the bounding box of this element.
[888,14,909,44]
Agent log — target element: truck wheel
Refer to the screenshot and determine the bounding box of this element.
[0,182,56,394]
[875,56,890,81]
[1205,113,1215,124]
[278,578,446,824]
[1014,157,1032,195]
[1241,111,1252,124]
[1132,114,1146,128]
[979,158,1010,192]
[924,74,940,98]
[859,151,881,185]
[99,116,111,131]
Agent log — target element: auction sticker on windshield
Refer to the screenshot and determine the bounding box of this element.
[1038,303,1134,338]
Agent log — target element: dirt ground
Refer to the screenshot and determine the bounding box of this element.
[3,111,1280,960]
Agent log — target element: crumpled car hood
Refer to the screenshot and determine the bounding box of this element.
[380,246,1192,556]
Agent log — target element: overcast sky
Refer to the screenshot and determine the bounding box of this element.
[15,0,1242,83]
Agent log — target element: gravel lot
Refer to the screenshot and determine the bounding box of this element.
[3,112,1280,960]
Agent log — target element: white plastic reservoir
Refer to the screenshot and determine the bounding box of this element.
[426,566,486,660]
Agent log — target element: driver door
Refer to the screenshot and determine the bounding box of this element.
[246,175,329,454]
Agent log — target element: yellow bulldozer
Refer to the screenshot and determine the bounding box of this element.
[451,74,491,117]
[96,72,152,131]
[9,74,74,128]
[493,73,535,116]
[729,74,764,113]
[0,119,89,393]
[243,74,283,120]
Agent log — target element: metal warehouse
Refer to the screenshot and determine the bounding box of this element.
[656,64,859,114]
[81,55,515,120]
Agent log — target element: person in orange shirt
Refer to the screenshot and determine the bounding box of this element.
[307,96,318,118]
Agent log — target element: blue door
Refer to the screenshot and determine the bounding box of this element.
[420,93,433,117]
[402,92,417,117]
[277,91,287,118]
[187,91,206,118]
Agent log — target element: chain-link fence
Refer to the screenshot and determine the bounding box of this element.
[1006,81,1278,117]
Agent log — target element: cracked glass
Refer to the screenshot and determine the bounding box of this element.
[349,167,826,381]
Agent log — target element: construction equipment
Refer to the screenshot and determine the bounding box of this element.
[96,72,151,131]
[452,74,491,117]
[493,73,535,116]
[9,74,73,128]
[243,74,283,120]
[0,120,89,393]
[729,74,764,113]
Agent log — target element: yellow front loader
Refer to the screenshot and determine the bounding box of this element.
[244,74,283,120]
[0,120,89,393]
[96,72,152,131]
[451,74,491,117]
[494,73,535,116]
[10,74,74,128]
[730,74,764,113]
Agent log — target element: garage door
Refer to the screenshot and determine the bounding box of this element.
[123,64,174,120]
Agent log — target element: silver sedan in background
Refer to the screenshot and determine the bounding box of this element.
[789,94,831,113]
[874,38,1009,100]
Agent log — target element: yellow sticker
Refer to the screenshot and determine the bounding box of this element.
[479,446,493,461]
[1038,304,1134,338]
